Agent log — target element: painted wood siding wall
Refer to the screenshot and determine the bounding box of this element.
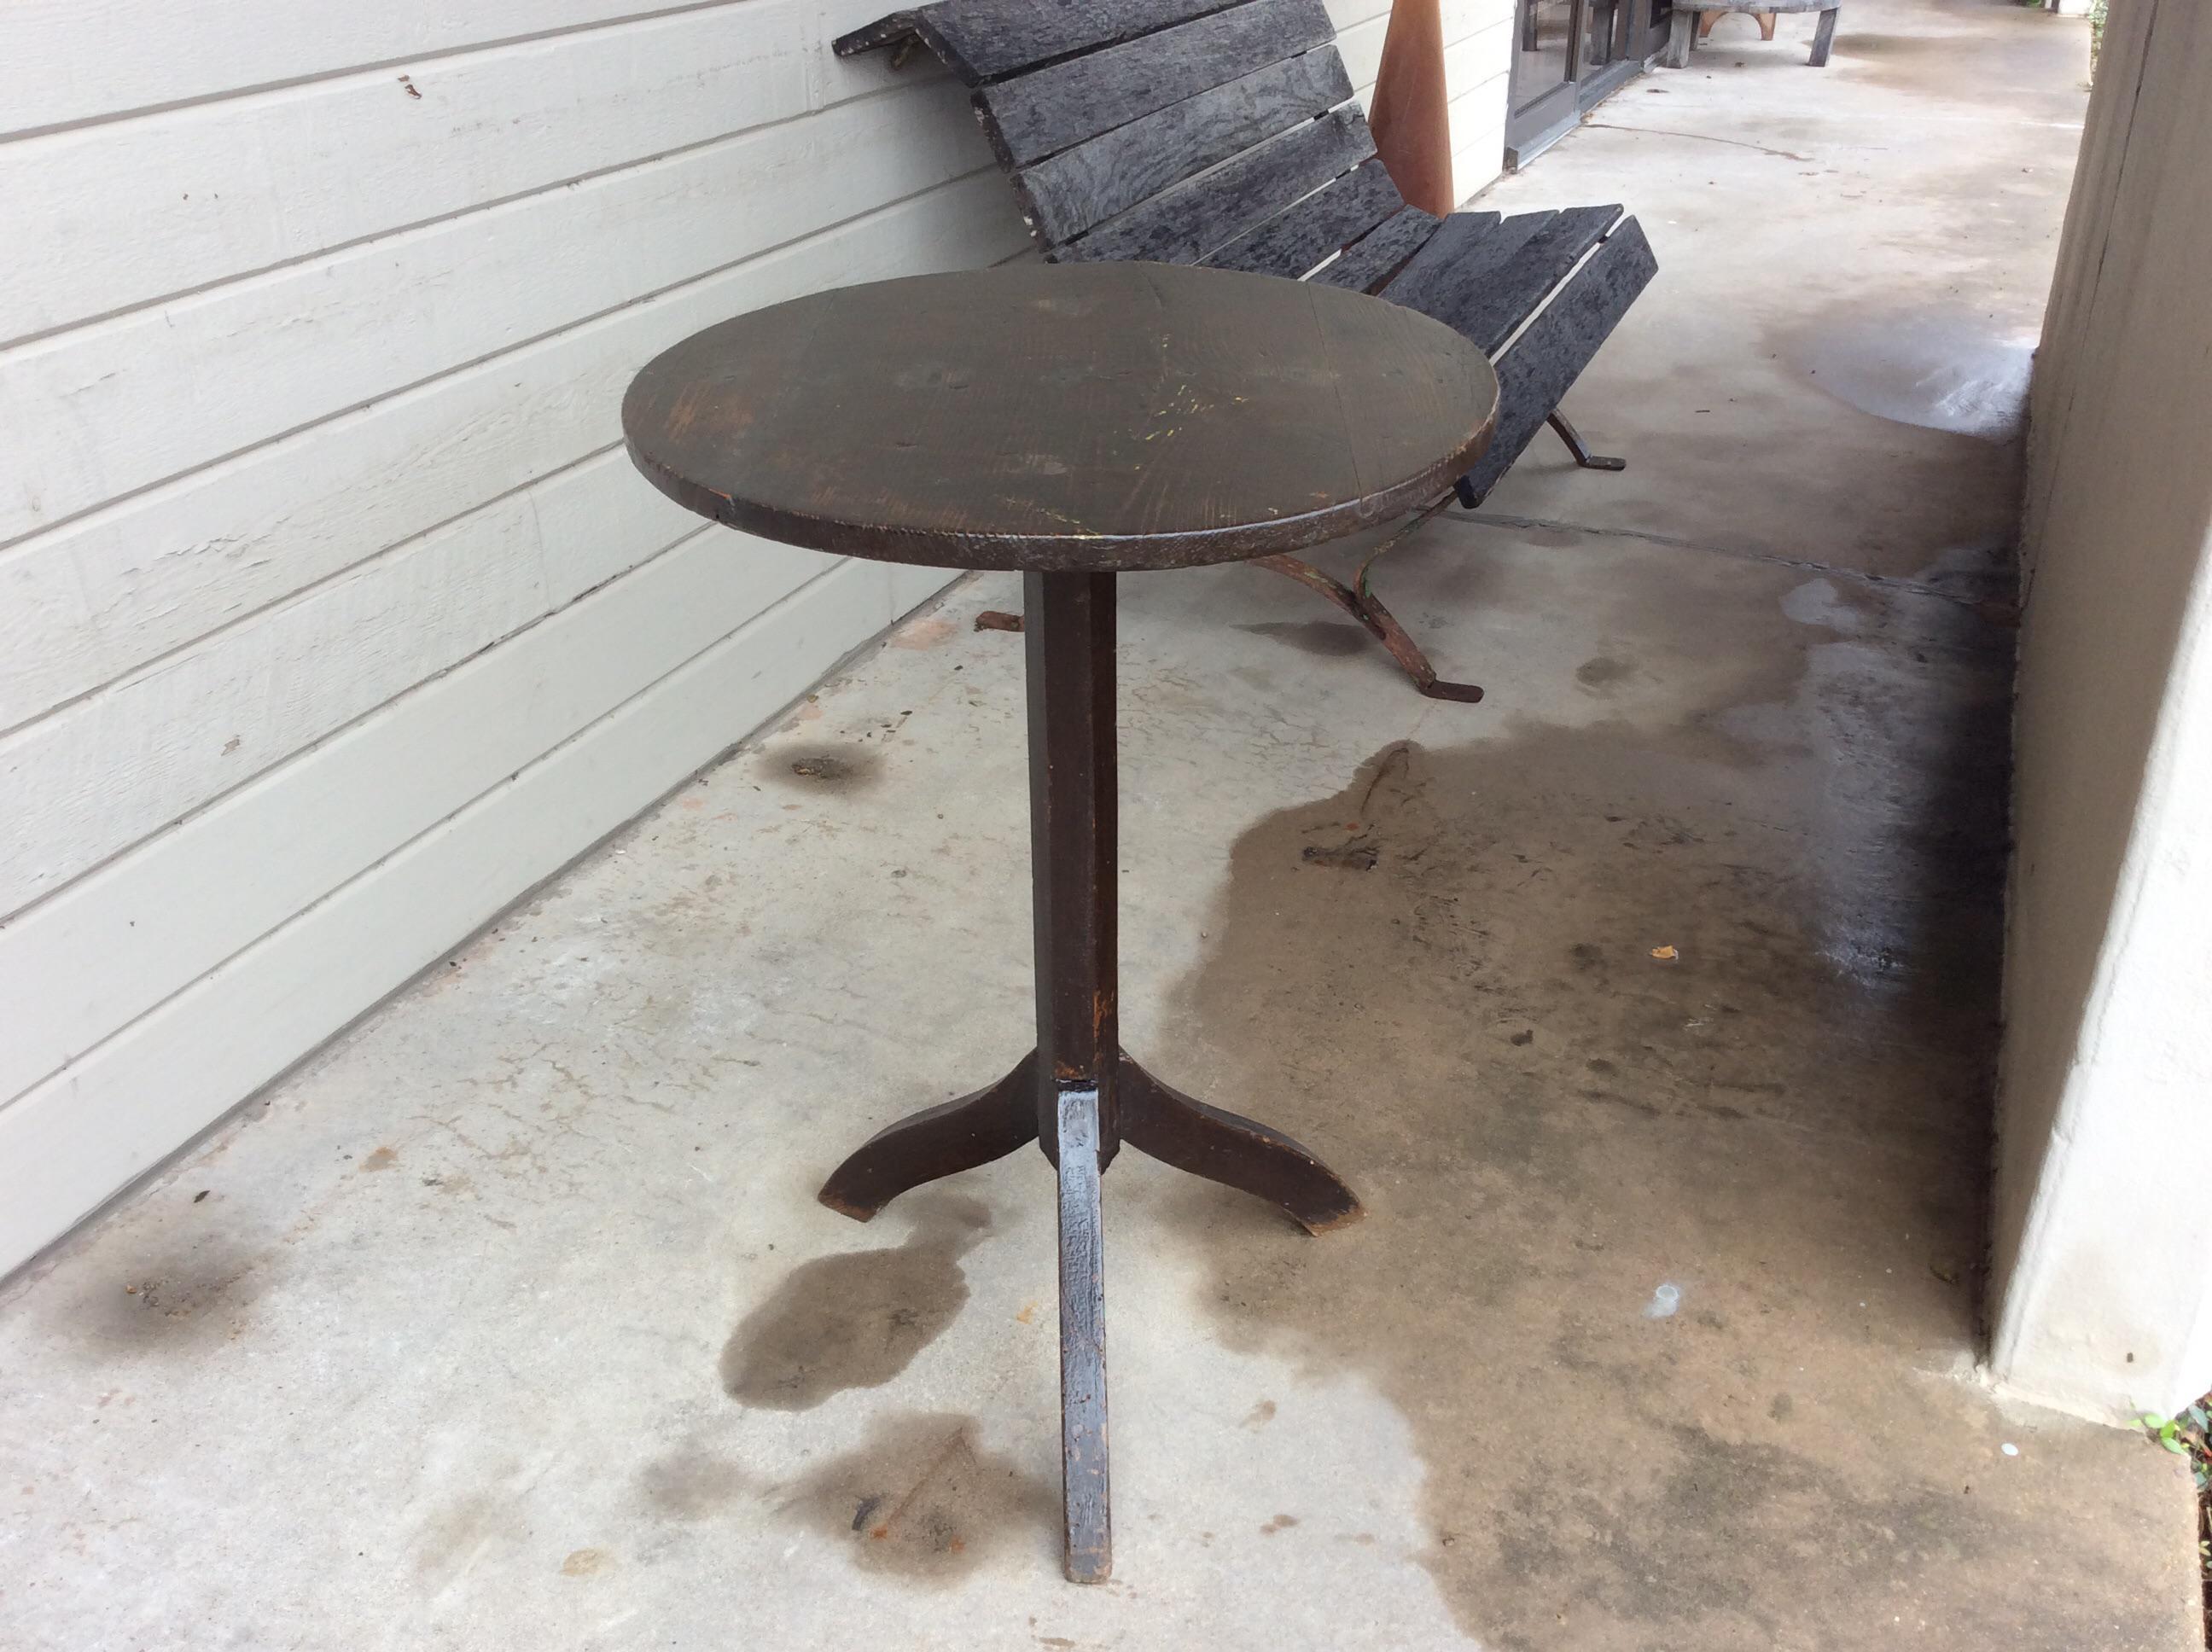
[1329,0,1516,199]
[0,0,1513,1277]
[0,0,1036,1275]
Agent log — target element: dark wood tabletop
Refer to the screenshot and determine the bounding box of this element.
[621,261,1498,573]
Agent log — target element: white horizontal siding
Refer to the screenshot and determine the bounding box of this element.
[1448,15,1514,197]
[1334,0,1512,197]
[1,450,699,917]
[0,553,921,1270]
[0,519,795,1103]
[0,0,914,138]
[0,172,1011,735]
[0,0,1026,1274]
[0,77,990,544]
[3,3,829,345]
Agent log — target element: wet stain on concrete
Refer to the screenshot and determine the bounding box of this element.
[66,1239,271,1358]
[1837,29,1983,91]
[781,1411,1055,1582]
[1575,655,1635,692]
[719,1194,990,1410]
[412,1492,520,1586]
[767,747,882,792]
[1790,310,2034,442]
[1235,619,1370,658]
[359,1145,398,1172]
[1146,592,2174,1647]
[1491,1418,2018,1636]
[637,1447,752,1519]
[888,614,958,649]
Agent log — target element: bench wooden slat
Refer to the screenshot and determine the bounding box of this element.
[835,0,1656,534]
[1310,204,1449,293]
[986,0,1335,166]
[1200,157,1404,279]
[1454,218,1658,501]
[1381,210,1551,327]
[1014,49,1352,244]
[1063,104,1375,265]
[853,0,1259,85]
[1450,204,1624,354]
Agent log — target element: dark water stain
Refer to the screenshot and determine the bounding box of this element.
[63,1238,271,1358]
[767,746,882,792]
[1575,654,1634,692]
[1490,1418,2025,1637]
[1146,596,2173,1646]
[719,1194,989,1410]
[412,1492,520,1586]
[637,1446,752,1519]
[1834,29,1982,90]
[780,1411,1055,1582]
[1792,311,2034,443]
[1234,619,1369,658]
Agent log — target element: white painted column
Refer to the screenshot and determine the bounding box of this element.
[1992,0,2212,1421]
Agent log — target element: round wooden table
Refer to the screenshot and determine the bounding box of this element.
[622,260,1498,1583]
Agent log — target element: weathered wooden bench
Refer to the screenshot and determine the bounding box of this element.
[836,0,1657,701]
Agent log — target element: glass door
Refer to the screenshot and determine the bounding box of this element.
[1507,0,1580,161]
[1506,0,1664,166]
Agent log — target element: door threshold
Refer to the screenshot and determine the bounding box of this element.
[1505,108,1580,171]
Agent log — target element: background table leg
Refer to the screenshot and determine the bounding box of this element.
[1810,6,1838,65]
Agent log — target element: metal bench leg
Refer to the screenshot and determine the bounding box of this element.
[1251,494,1484,703]
[1810,7,1838,65]
[1662,9,1697,66]
[1548,410,1627,472]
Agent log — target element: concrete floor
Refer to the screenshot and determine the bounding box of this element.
[3,1,2201,1648]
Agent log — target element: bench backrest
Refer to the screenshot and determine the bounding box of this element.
[837,0,1422,281]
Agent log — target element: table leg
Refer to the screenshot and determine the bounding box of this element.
[1119,1057,1365,1233]
[1026,569,1120,1583]
[816,1051,1038,1220]
[1810,6,1838,65]
[814,569,1364,1585]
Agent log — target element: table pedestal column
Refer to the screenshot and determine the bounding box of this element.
[817,571,1364,1585]
[1025,568,1119,1582]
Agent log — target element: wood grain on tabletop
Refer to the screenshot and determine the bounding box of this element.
[623,260,1499,572]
